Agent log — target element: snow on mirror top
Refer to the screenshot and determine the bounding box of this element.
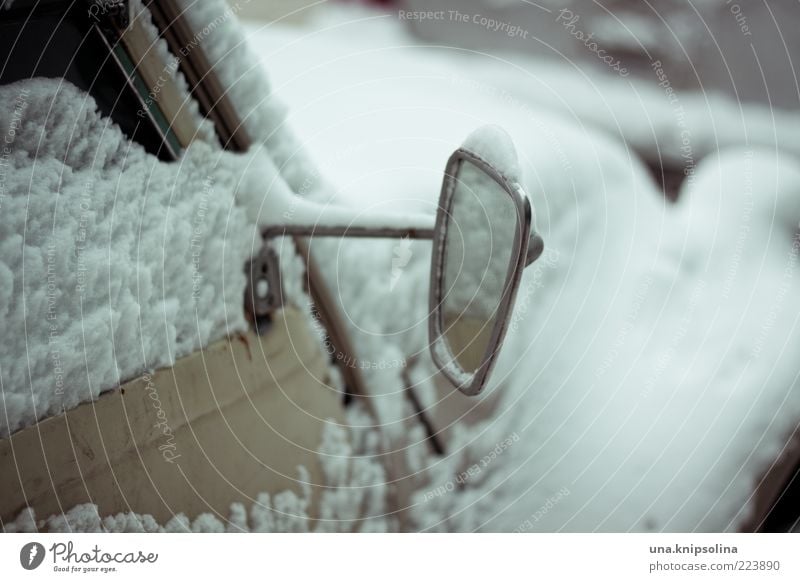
[440,146,520,375]
[461,124,522,183]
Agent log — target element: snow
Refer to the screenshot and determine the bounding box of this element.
[246,5,800,531]
[461,125,521,183]
[0,78,259,436]
[4,0,800,532]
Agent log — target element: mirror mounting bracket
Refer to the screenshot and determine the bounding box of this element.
[250,223,434,326]
[244,243,283,333]
[526,232,545,266]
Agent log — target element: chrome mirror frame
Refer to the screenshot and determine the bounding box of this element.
[429,148,539,396]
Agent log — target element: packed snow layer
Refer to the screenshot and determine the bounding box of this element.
[247,6,800,531]
[0,79,260,436]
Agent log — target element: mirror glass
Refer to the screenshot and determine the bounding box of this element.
[439,159,520,377]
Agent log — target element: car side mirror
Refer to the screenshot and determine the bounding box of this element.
[259,126,542,396]
[429,145,540,396]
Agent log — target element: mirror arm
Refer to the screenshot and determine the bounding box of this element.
[262,224,435,240]
[260,194,435,240]
[525,232,545,267]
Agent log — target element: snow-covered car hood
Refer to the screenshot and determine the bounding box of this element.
[245,5,800,532]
